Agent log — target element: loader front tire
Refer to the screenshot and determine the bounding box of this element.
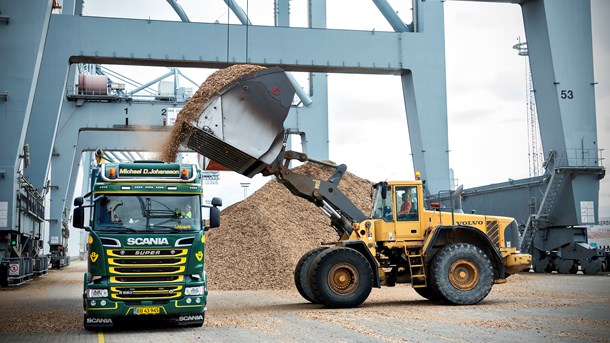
[310,247,373,308]
[294,246,328,303]
[413,285,442,301]
[430,243,494,305]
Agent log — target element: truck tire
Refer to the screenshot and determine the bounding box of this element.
[430,243,494,305]
[83,314,93,331]
[310,247,373,308]
[294,246,328,303]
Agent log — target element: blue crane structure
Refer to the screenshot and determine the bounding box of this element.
[0,0,604,285]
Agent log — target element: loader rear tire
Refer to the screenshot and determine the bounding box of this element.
[310,247,373,308]
[430,243,494,305]
[294,246,328,303]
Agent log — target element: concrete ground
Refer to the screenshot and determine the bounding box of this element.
[1,260,609,343]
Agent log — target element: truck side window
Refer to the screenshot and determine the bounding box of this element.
[98,197,113,224]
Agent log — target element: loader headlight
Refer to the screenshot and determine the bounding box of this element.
[86,289,108,298]
[184,286,204,296]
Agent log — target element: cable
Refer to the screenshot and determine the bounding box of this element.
[226,2,230,63]
[246,0,249,63]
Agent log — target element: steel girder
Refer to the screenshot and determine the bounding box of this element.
[14,1,452,253]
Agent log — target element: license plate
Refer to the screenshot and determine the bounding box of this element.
[135,306,161,315]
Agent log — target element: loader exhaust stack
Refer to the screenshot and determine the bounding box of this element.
[183,67,296,177]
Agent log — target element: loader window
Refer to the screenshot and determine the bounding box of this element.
[397,186,418,221]
[371,185,394,222]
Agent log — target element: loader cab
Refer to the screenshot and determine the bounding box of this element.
[371,182,424,242]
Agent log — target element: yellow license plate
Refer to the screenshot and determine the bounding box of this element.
[135,306,161,315]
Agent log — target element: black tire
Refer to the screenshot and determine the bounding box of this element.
[294,246,328,303]
[556,258,577,274]
[430,243,494,305]
[83,314,93,331]
[533,257,552,273]
[310,247,373,308]
[582,259,602,275]
[413,285,442,301]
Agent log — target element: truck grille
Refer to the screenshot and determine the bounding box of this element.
[109,258,186,265]
[111,275,183,283]
[110,285,183,300]
[110,266,185,274]
[106,248,189,300]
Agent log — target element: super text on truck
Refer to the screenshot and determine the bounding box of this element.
[72,160,221,330]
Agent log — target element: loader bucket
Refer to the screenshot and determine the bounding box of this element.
[184,67,295,177]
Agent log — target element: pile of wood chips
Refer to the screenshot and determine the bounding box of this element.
[205,162,374,291]
[158,64,267,162]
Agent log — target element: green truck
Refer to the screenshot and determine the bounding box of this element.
[72,160,221,330]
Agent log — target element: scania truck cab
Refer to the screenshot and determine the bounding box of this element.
[72,160,221,330]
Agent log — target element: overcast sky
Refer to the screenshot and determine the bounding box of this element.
[79,0,609,217]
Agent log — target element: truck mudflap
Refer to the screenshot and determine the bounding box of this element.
[184,67,296,177]
[84,315,114,330]
[176,313,205,326]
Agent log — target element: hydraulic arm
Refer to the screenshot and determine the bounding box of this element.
[262,150,367,237]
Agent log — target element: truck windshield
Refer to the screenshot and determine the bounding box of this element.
[94,194,201,232]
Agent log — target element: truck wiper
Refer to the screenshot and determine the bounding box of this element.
[147,225,190,233]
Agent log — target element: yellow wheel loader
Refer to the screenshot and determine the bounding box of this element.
[180,66,531,307]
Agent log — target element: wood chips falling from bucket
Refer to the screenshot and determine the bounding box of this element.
[158,64,267,162]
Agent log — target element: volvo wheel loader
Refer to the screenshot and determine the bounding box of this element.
[179,66,531,308]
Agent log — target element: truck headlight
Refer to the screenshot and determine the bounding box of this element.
[86,289,108,298]
[184,286,204,296]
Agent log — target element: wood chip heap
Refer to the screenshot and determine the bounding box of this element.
[205,162,373,291]
[158,64,267,162]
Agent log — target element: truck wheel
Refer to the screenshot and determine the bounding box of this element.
[555,258,577,274]
[294,246,328,303]
[310,247,373,308]
[430,243,494,305]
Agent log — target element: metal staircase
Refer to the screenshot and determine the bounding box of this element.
[519,169,567,253]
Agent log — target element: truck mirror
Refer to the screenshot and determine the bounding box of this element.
[206,207,220,230]
[73,206,85,229]
[74,197,84,207]
[211,197,222,207]
[381,184,388,200]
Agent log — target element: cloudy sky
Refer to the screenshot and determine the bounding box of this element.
[79,0,609,216]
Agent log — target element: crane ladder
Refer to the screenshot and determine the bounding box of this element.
[520,169,566,253]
